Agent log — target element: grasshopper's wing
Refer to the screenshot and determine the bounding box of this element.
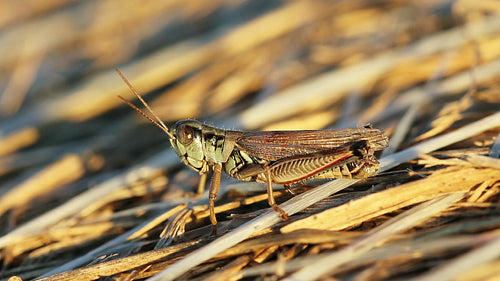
[234,128,388,161]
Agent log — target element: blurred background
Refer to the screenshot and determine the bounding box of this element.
[1,0,500,280]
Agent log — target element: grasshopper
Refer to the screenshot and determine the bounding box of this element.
[116,69,388,234]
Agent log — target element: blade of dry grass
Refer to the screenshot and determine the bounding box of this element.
[281,165,499,233]
[237,230,500,278]
[127,203,188,241]
[454,260,500,281]
[238,12,500,129]
[381,100,421,156]
[0,149,178,248]
[38,203,188,277]
[379,111,500,172]
[146,111,500,281]
[490,131,500,158]
[0,154,84,218]
[204,255,251,281]
[282,192,464,281]
[410,236,500,281]
[33,239,204,281]
[372,58,500,124]
[464,154,500,170]
[0,127,39,157]
[0,1,326,139]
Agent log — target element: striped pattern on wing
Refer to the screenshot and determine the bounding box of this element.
[234,128,388,161]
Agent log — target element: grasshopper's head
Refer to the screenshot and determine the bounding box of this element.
[170,120,209,174]
[116,69,210,174]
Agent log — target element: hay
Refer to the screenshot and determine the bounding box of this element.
[1,1,500,280]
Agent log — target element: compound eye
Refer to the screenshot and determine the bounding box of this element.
[177,124,194,145]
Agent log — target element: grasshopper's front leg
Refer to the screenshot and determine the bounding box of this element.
[208,163,222,235]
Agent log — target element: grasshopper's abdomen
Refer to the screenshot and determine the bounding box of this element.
[224,146,380,186]
[266,153,380,184]
[304,155,380,180]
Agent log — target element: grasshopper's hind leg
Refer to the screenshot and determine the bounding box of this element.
[264,167,290,220]
[208,163,222,235]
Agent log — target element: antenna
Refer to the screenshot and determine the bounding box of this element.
[116,69,176,140]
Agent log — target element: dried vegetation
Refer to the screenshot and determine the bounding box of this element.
[1,0,500,280]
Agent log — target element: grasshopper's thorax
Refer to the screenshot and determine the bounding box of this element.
[170,120,235,174]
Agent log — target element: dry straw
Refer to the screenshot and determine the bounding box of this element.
[1,1,500,281]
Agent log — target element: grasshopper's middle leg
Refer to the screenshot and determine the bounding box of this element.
[208,163,222,235]
[264,167,290,220]
[193,172,208,200]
